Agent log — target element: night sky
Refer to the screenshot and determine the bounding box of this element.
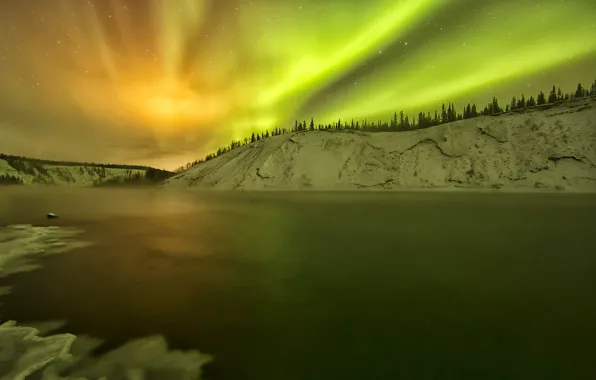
[1,0,595,170]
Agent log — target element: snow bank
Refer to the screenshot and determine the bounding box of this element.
[0,225,212,380]
[165,97,596,191]
[0,321,212,380]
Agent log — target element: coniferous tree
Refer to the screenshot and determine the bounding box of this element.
[399,111,405,129]
[404,116,410,129]
[450,103,457,121]
[506,105,509,112]
[537,91,546,105]
[492,97,501,113]
[527,96,536,107]
[309,118,315,131]
[471,104,478,117]
[548,85,557,103]
[518,94,526,109]
[575,83,583,98]
[441,104,447,124]
[251,132,256,143]
[510,96,517,111]
[265,130,269,138]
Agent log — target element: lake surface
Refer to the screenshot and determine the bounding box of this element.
[1,187,595,380]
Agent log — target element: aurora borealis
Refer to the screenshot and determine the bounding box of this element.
[1,0,595,169]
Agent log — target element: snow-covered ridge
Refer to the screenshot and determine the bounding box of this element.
[165,97,596,192]
[0,157,172,186]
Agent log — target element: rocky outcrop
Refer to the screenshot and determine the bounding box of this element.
[165,97,596,191]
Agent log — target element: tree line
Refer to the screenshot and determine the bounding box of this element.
[0,155,175,185]
[94,167,174,186]
[0,174,23,185]
[0,153,171,172]
[175,80,596,173]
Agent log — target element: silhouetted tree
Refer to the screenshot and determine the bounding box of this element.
[492,97,501,113]
[441,104,447,124]
[517,94,526,109]
[547,85,557,103]
[575,83,584,98]
[537,91,546,105]
[0,174,23,185]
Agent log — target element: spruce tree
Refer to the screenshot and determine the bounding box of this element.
[441,104,447,124]
[548,85,557,103]
[492,97,501,113]
[310,118,315,131]
[399,111,405,129]
[575,83,583,98]
[510,96,517,111]
[537,91,546,105]
[518,94,526,108]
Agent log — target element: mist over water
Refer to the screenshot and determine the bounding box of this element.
[1,187,595,380]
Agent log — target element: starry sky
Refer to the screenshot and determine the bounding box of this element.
[1,0,595,170]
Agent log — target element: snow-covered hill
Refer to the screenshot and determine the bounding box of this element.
[165,97,596,192]
[0,157,172,186]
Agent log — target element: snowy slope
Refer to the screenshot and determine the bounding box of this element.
[165,97,596,192]
[0,160,149,186]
